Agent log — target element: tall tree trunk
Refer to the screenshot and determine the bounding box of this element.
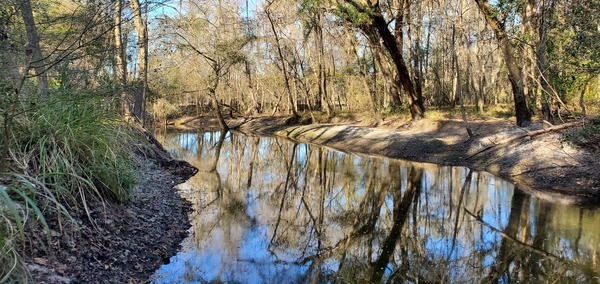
[113,0,126,87]
[475,0,532,127]
[209,75,229,130]
[244,60,260,113]
[522,0,537,115]
[265,4,298,117]
[315,13,324,112]
[343,0,424,119]
[130,0,148,125]
[536,0,554,123]
[408,1,425,110]
[370,12,425,119]
[113,0,132,120]
[19,0,48,95]
[451,25,462,108]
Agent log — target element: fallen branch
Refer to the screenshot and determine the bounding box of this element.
[466,121,583,160]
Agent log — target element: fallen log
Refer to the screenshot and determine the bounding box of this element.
[466,120,583,160]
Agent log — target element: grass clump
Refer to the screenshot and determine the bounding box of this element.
[0,93,139,281]
[12,94,138,204]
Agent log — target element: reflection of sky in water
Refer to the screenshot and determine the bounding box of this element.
[153,130,600,283]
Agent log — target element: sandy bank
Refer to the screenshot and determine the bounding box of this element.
[227,116,600,205]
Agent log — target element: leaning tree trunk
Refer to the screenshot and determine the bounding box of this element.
[475,0,532,127]
[370,12,425,119]
[19,0,48,96]
[340,0,423,118]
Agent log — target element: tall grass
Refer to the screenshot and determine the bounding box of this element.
[13,94,137,203]
[0,93,139,281]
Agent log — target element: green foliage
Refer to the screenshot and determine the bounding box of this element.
[334,3,372,25]
[0,92,138,280]
[0,228,24,283]
[11,94,138,204]
[562,119,600,153]
[546,1,600,104]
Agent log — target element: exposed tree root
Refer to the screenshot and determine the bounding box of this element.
[133,124,198,177]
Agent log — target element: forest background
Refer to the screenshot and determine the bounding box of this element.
[0,0,598,280]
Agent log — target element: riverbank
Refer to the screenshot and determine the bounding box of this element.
[180,115,599,204]
[26,131,197,283]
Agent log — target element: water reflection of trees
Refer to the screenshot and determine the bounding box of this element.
[157,131,600,283]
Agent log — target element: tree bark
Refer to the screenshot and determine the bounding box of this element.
[130,0,148,125]
[536,0,554,123]
[474,0,532,127]
[113,0,133,121]
[113,0,126,87]
[209,75,229,131]
[370,11,425,119]
[19,0,49,95]
[340,0,424,119]
[370,38,402,109]
[0,22,22,89]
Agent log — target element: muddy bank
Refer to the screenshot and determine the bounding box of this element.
[26,133,197,283]
[222,116,600,205]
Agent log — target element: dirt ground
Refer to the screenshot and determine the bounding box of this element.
[215,115,600,205]
[25,141,197,283]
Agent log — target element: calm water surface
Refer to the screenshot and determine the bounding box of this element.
[153,130,600,283]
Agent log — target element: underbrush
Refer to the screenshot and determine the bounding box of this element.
[0,93,138,281]
[562,118,600,153]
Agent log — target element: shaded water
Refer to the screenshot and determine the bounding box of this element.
[153,130,600,283]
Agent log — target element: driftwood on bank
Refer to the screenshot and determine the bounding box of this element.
[466,121,583,160]
[133,124,199,178]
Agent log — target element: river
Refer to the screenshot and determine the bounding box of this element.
[152,130,600,283]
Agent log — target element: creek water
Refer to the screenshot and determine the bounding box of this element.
[152,130,600,283]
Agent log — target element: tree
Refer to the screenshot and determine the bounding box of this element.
[113,0,132,120]
[159,0,253,130]
[18,0,48,95]
[474,0,532,126]
[130,0,148,125]
[335,0,426,119]
[264,0,299,118]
